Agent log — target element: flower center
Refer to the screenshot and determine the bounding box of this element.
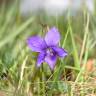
[46,48,54,56]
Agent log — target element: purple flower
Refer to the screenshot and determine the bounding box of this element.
[27,27,67,70]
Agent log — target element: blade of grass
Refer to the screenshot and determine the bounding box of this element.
[69,23,80,69]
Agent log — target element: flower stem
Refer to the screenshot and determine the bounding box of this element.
[40,63,46,95]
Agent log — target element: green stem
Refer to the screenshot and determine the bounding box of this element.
[40,64,46,95]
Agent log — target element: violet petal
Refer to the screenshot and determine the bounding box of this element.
[52,46,68,57]
[27,36,47,52]
[45,27,60,46]
[45,54,57,70]
[37,52,46,67]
